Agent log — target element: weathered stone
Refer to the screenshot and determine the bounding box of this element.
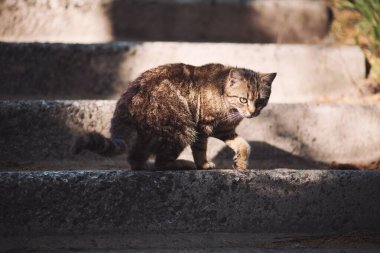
[0,169,380,236]
[0,0,331,43]
[119,43,365,103]
[2,233,380,252]
[0,100,116,167]
[0,42,365,103]
[0,101,379,169]
[0,43,131,100]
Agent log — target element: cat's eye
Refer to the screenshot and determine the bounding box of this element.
[239,97,248,104]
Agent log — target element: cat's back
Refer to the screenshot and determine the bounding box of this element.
[135,63,227,86]
[116,64,198,138]
[118,63,229,115]
[135,63,195,87]
[116,63,194,110]
[113,63,229,144]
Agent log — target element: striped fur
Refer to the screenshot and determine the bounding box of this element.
[72,63,276,170]
[72,132,126,157]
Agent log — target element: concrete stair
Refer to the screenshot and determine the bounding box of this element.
[2,232,380,252]
[0,42,365,103]
[1,0,380,252]
[1,169,380,235]
[1,100,380,169]
[0,0,331,43]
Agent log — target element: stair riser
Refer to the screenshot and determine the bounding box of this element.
[1,169,379,236]
[0,0,330,43]
[0,42,365,103]
[1,101,379,168]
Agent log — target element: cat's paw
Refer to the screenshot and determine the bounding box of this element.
[199,161,216,170]
[233,161,248,171]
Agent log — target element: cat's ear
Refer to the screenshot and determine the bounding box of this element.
[228,68,243,86]
[259,72,277,86]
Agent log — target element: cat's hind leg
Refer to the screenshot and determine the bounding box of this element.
[191,137,215,170]
[154,142,196,170]
[127,135,155,170]
[110,117,152,170]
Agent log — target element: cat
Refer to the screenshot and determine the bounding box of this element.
[72,63,276,171]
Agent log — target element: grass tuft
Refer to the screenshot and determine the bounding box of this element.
[332,0,380,86]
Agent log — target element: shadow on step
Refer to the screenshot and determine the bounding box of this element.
[0,100,121,170]
[1,101,375,171]
[107,1,330,43]
[212,141,330,170]
[0,43,129,100]
[108,1,273,43]
[1,168,380,236]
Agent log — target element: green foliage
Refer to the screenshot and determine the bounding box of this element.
[337,0,380,82]
[337,0,380,55]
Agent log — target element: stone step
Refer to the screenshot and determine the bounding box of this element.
[0,0,331,43]
[2,233,380,253]
[1,169,380,236]
[0,42,365,103]
[1,100,379,169]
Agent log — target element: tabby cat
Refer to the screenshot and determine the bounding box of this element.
[72,63,276,171]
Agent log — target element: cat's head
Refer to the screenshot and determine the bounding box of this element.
[224,68,276,118]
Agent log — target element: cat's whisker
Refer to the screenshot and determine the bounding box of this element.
[220,114,231,121]
[221,113,235,121]
[222,112,242,122]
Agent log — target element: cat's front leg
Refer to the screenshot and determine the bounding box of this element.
[217,133,250,171]
[226,136,250,171]
[191,137,215,170]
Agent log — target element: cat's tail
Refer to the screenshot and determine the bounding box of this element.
[71,132,126,157]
